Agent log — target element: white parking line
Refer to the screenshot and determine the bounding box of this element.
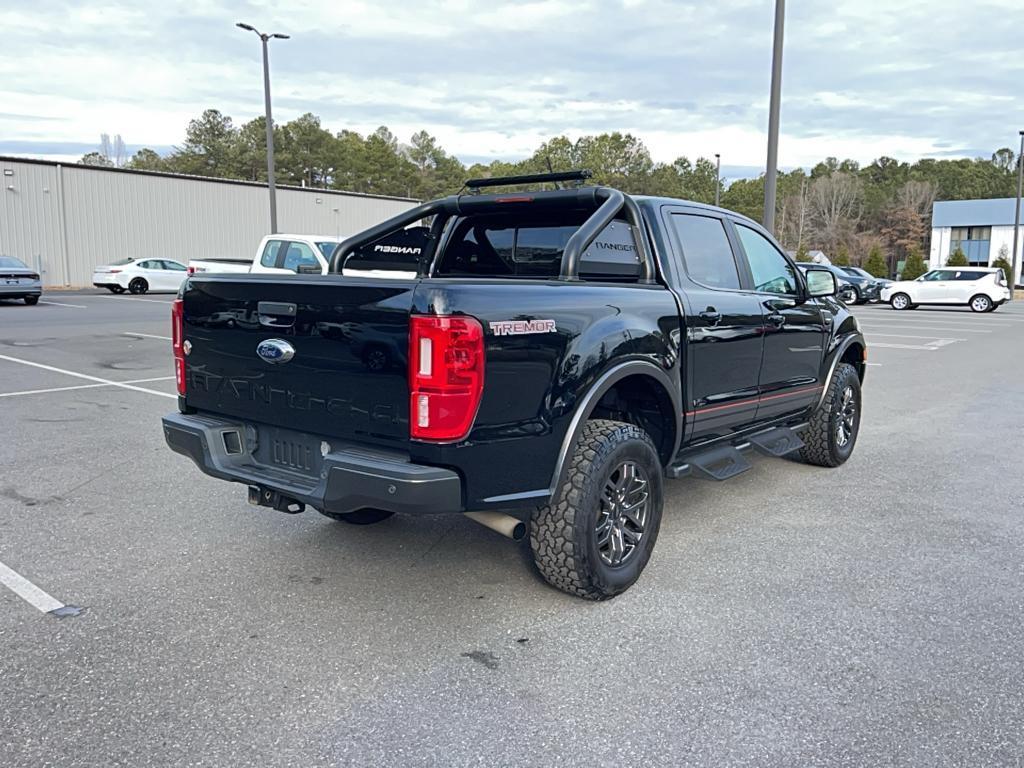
[0,559,64,614]
[866,333,966,341]
[98,295,174,305]
[39,300,88,309]
[869,342,940,350]
[857,323,991,334]
[0,354,177,399]
[123,332,172,341]
[0,376,173,399]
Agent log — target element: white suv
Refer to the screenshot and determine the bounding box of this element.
[881,267,1011,312]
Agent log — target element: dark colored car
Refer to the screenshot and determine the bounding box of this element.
[0,256,42,305]
[795,263,858,304]
[163,171,867,599]
[827,264,884,303]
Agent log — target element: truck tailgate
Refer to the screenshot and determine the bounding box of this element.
[181,274,415,445]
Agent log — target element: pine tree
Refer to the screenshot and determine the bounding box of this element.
[946,247,968,266]
[864,245,888,277]
[833,244,851,266]
[795,244,812,262]
[901,247,928,280]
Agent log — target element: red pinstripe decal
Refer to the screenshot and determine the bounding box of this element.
[685,385,822,416]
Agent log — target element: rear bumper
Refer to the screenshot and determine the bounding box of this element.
[162,411,464,515]
[0,283,41,297]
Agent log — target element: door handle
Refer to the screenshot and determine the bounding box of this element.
[699,309,722,325]
[766,312,786,327]
[258,301,297,328]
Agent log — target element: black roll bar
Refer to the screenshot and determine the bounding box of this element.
[465,169,593,190]
[328,186,656,283]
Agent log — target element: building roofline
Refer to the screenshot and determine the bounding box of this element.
[0,155,421,204]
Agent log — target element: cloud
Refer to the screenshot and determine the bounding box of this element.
[2,0,1022,171]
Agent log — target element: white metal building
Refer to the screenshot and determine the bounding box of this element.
[930,198,1024,285]
[0,156,418,287]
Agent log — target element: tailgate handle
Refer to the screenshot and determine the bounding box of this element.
[258,301,297,328]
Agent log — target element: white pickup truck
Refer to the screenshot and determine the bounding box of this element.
[188,233,418,278]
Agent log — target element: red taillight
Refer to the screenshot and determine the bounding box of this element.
[109,269,121,273]
[409,315,485,442]
[187,265,195,275]
[171,298,185,395]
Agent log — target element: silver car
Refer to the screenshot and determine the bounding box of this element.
[0,256,42,305]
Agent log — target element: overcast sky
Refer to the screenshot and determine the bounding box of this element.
[2,0,1023,177]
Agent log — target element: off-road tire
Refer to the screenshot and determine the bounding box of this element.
[319,508,395,525]
[530,419,663,600]
[800,363,861,468]
[128,278,148,295]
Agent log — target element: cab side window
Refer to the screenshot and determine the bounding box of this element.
[282,242,320,272]
[670,214,741,290]
[260,240,285,268]
[735,224,798,295]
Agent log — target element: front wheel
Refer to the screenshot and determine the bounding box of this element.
[890,292,912,310]
[800,363,861,468]
[969,294,992,313]
[530,419,663,600]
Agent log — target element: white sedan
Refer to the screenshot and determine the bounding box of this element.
[92,258,188,295]
[881,267,1010,312]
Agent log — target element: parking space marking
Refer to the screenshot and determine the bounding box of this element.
[123,332,172,341]
[0,376,173,399]
[98,295,174,305]
[868,342,940,350]
[0,559,65,615]
[0,354,177,399]
[856,323,991,334]
[866,333,966,341]
[39,300,88,309]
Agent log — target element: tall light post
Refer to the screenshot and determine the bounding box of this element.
[1011,130,1024,300]
[763,0,785,235]
[237,22,289,234]
[714,153,721,206]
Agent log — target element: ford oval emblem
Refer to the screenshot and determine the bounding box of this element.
[256,338,295,364]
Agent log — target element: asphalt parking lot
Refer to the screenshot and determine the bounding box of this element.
[2,292,1024,767]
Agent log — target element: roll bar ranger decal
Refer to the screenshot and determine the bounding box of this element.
[489,319,557,336]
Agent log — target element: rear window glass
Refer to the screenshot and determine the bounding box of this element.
[671,214,740,290]
[435,214,639,280]
[954,271,986,281]
[0,256,28,268]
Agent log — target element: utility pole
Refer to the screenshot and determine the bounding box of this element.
[763,0,785,235]
[714,153,721,206]
[237,22,289,234]
[1011,130,1024,299]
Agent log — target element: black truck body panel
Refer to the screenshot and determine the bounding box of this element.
[165,188,866,520]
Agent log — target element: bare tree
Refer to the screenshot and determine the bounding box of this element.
[895,179,936,217]
[113,134,127,167]
[808,172,862,254]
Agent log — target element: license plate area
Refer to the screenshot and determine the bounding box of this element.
[254,426,325,478]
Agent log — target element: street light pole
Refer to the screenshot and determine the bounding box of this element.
[237,22,289,234]
[763,0,785,235]
[1011,130,1024,300]
[714,153,721,207]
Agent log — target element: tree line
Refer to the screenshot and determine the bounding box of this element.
[81,108,1022,276]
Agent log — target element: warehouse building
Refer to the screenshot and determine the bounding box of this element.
[0,156,418,287]
[930,198,1024,285]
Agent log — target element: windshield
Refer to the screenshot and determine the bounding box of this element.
[0,256,28,269]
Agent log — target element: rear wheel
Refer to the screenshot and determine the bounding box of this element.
[107,285,126,294]
[800,363,861,468]
[128,278,148,295]
[319,508,394,525]
[890,292,911,310]
[969,294,992,313]
[530,419,663,600]
[24,295,39,305]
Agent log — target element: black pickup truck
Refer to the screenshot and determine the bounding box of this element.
[163,171,866,599]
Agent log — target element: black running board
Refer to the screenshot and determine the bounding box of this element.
[667,423,807,481]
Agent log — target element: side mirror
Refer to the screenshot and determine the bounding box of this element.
[804,267,837,297]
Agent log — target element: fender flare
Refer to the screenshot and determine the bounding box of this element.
[815,332,866,410]
[547,360,682,496]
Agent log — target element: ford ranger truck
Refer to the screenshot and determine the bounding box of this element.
[163,170,866,600]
